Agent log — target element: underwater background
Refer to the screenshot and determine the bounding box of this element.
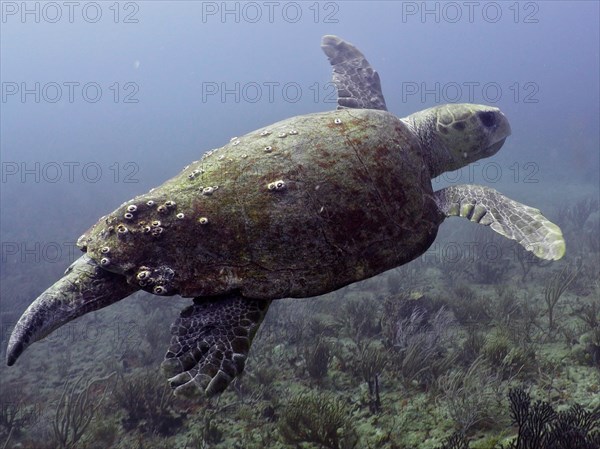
[0,1,599,448]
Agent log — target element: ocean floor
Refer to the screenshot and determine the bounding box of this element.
[0,187,598,449]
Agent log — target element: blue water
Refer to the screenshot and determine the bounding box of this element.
[1,2,598,448]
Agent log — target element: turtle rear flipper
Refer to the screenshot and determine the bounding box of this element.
[161,294,271,397]
[435,184,565,261]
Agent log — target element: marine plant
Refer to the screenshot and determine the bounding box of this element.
[337,296,381,346]
[481,326,534,379]
[572,295,600,332]
[543,259,581,331]
[0,386,36,442]
[278,390,358,449]
[437,356,504,434]
[351,341,389,413]
[303,337,332,381]
[112,370,183,436]
[504,387,600,449]
[435,432,470,449]
[52,372,114,449]
[447,285,491,327]
[515,245,552,282]
[559,197,599,232]
[393,306,457,390]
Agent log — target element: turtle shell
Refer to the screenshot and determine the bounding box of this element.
[77,108,442,299]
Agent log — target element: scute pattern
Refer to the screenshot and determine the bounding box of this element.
[78,109,440,300]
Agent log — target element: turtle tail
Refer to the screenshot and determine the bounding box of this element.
[6,254,138,366]
[435,184,565,261]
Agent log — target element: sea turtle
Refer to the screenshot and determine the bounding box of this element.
[6,35,565,397]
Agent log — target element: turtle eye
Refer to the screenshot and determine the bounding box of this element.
[478,111,496,128]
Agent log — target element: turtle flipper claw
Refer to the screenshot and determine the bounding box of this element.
[161,294,271,397]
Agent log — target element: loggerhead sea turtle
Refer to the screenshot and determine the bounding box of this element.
[7,35,565,397]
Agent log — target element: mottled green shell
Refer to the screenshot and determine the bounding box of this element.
[77,109,442,300]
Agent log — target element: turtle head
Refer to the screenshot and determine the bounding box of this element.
[405,104,511,178]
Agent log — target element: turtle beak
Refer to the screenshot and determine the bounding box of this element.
[6,255,138,366]
[484,137,507,157]
[483,110,511,157]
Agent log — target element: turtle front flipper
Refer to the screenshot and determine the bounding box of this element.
[321,35,387,111]
[161,294,271,397]
[7,255,139,366]
[435,184,565,261]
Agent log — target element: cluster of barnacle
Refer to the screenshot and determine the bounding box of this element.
[187,168,205,180]
[108,198,183,243]
[135,265,175,295]
[141,219,164,237]
[267,180,286,191]
[99,246,112,267]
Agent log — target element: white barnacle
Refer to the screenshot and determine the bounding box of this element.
[176,213,185,219]
[198,217,209,225]
[268,180,286,191]
[100,257,111,267]
[127,204,137,213]
[260,130,271,136]
[100,246,110,254]
[289,129,298,135]
[157,205,167,214]
[202,186,214,195]
[218,155,225,161]
[151,220,161,227]
[334,118,342,124]
[264,146,273,153]
[277,132,287,138]
[241,154,248,159]
[124,212,134,220]
[153,285,167,295]
[187,173,195,180]
[117,225,128,234]
[146,200,155,207]
[137,270,150,280]
[142,225,151,234]
[165,200,176,208]
[232,140,240,146]
[151,227,163,236]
